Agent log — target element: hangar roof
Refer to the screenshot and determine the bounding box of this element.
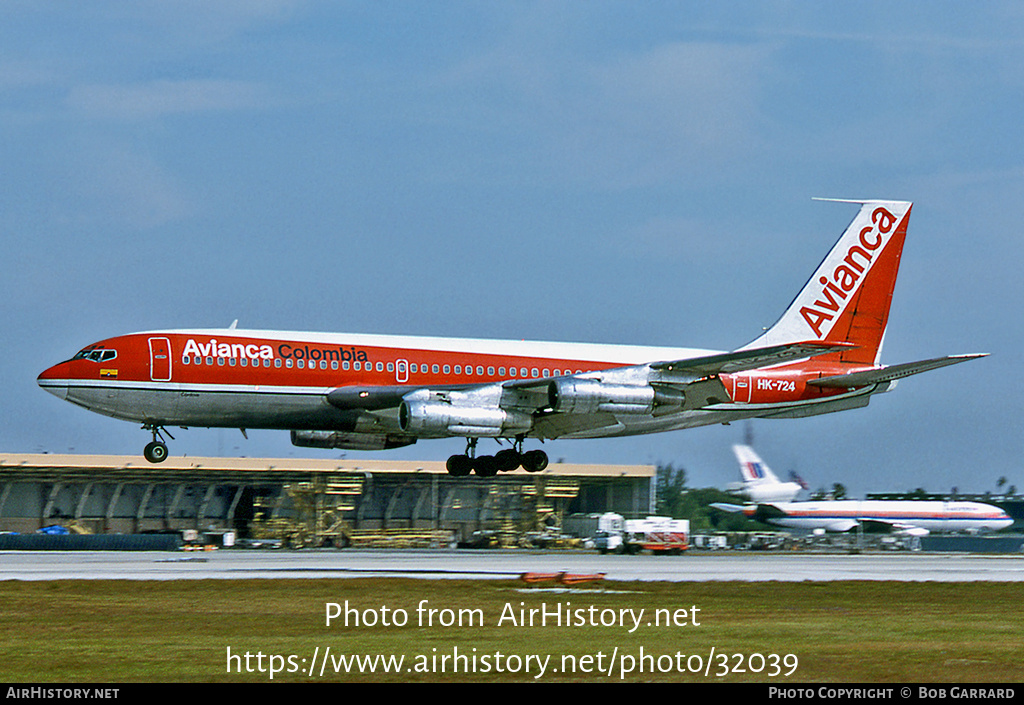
[0,453,654,482]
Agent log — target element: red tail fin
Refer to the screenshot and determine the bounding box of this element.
[743,200,912,365]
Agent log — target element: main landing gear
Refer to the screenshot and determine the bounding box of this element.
[445,437,549,477]
[142,424,174,464]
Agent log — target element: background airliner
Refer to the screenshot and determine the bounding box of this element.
[714,446,1013,535]
[713,499,1012,536]
[38,200,984,475]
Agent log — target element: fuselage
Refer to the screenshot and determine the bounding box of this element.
[750,500,1012,534]
[37,328,864,439]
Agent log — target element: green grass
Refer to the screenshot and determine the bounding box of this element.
[0,580,1019,682]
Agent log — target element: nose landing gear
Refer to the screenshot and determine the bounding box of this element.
[142,425,174,464]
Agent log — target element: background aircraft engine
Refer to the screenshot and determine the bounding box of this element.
[290,430,416,451]
[549,380,681,414]
[399,400,532,437]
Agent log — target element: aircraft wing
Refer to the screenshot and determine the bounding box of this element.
[808,354,988,389]
[750,503,791,522]
[531,411,623,439]
[857,519,930,536]
[326,385,419,411]
[650,341,854,380]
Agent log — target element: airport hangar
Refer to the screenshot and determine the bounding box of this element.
[0,453,653,545]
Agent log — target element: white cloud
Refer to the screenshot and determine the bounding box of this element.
[67,79,271,120]
[60,145,195,230]
[429,38,774,190]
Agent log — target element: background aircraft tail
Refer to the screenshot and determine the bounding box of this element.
[732,444,803,503]
[733,444,781,484]
[743,200,913,366]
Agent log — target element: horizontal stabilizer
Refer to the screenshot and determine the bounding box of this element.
[709,502,748,514]
[652,341,854,379]
[807,354,988,389]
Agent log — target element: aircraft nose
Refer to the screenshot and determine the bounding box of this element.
[37,363,69,401]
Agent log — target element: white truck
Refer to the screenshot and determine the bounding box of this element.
[622,516,689,554]
[579,514,689,555]
[566,513,626,552]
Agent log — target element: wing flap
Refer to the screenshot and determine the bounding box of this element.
[531,411,622,440]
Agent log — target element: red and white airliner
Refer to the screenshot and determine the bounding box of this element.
[38,200,984,476]
[715,498,1013,536]
[715,445,1013,535]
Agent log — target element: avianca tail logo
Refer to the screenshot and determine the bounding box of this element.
[800,206,899,338]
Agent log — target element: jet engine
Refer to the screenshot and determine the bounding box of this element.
[398,399,532,437]
[548,379,684,415]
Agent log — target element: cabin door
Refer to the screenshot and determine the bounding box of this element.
[149,337,172,381]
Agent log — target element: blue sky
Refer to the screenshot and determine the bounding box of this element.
[3,2,1021,497]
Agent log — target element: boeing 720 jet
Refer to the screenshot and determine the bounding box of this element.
[38,200,985,475]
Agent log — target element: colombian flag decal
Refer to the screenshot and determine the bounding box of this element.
[100,369,118,378]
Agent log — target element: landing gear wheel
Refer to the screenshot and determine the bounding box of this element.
[144,441,168,464]
[521,449,548,473]
[494,449,522,472]
[446,454,473,477]
[473,455,499,477]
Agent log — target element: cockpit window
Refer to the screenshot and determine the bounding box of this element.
[72,346,117,363]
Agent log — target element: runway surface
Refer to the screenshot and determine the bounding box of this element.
[2,549,1023,581]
